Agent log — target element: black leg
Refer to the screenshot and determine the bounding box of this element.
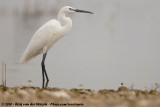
[44,68,49,87]
[41,53,49,88]
[43,53,49,87]
[42,68,45,88]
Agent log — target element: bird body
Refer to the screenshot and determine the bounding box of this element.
[20,18,72,63]
[20,6,93,88]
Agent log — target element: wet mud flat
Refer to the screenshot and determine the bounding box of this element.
[0,85,160,107]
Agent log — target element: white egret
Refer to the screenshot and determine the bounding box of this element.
[20,6,93,88]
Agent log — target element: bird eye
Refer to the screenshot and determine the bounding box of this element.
[69,8,72,10]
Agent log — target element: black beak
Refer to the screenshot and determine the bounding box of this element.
[74,9,93,14]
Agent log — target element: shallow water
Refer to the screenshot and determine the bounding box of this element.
[0,0,160,90]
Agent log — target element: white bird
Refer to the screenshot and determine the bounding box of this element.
[20,6,93,88]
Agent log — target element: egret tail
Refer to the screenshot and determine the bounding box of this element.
[20,49,43,64]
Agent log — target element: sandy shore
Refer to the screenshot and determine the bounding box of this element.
[0,85,160,107]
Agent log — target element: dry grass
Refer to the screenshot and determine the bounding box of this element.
[0,85,160,107]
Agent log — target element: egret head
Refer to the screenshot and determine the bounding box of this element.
[61,6,93,14]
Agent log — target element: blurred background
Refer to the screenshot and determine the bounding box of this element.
[0,0,160,90]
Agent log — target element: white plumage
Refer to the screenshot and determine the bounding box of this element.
[20,7,73,63]
[20,6,93,88]
[20,19,68,63]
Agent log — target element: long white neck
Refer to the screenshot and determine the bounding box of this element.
[58,10,72,35]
